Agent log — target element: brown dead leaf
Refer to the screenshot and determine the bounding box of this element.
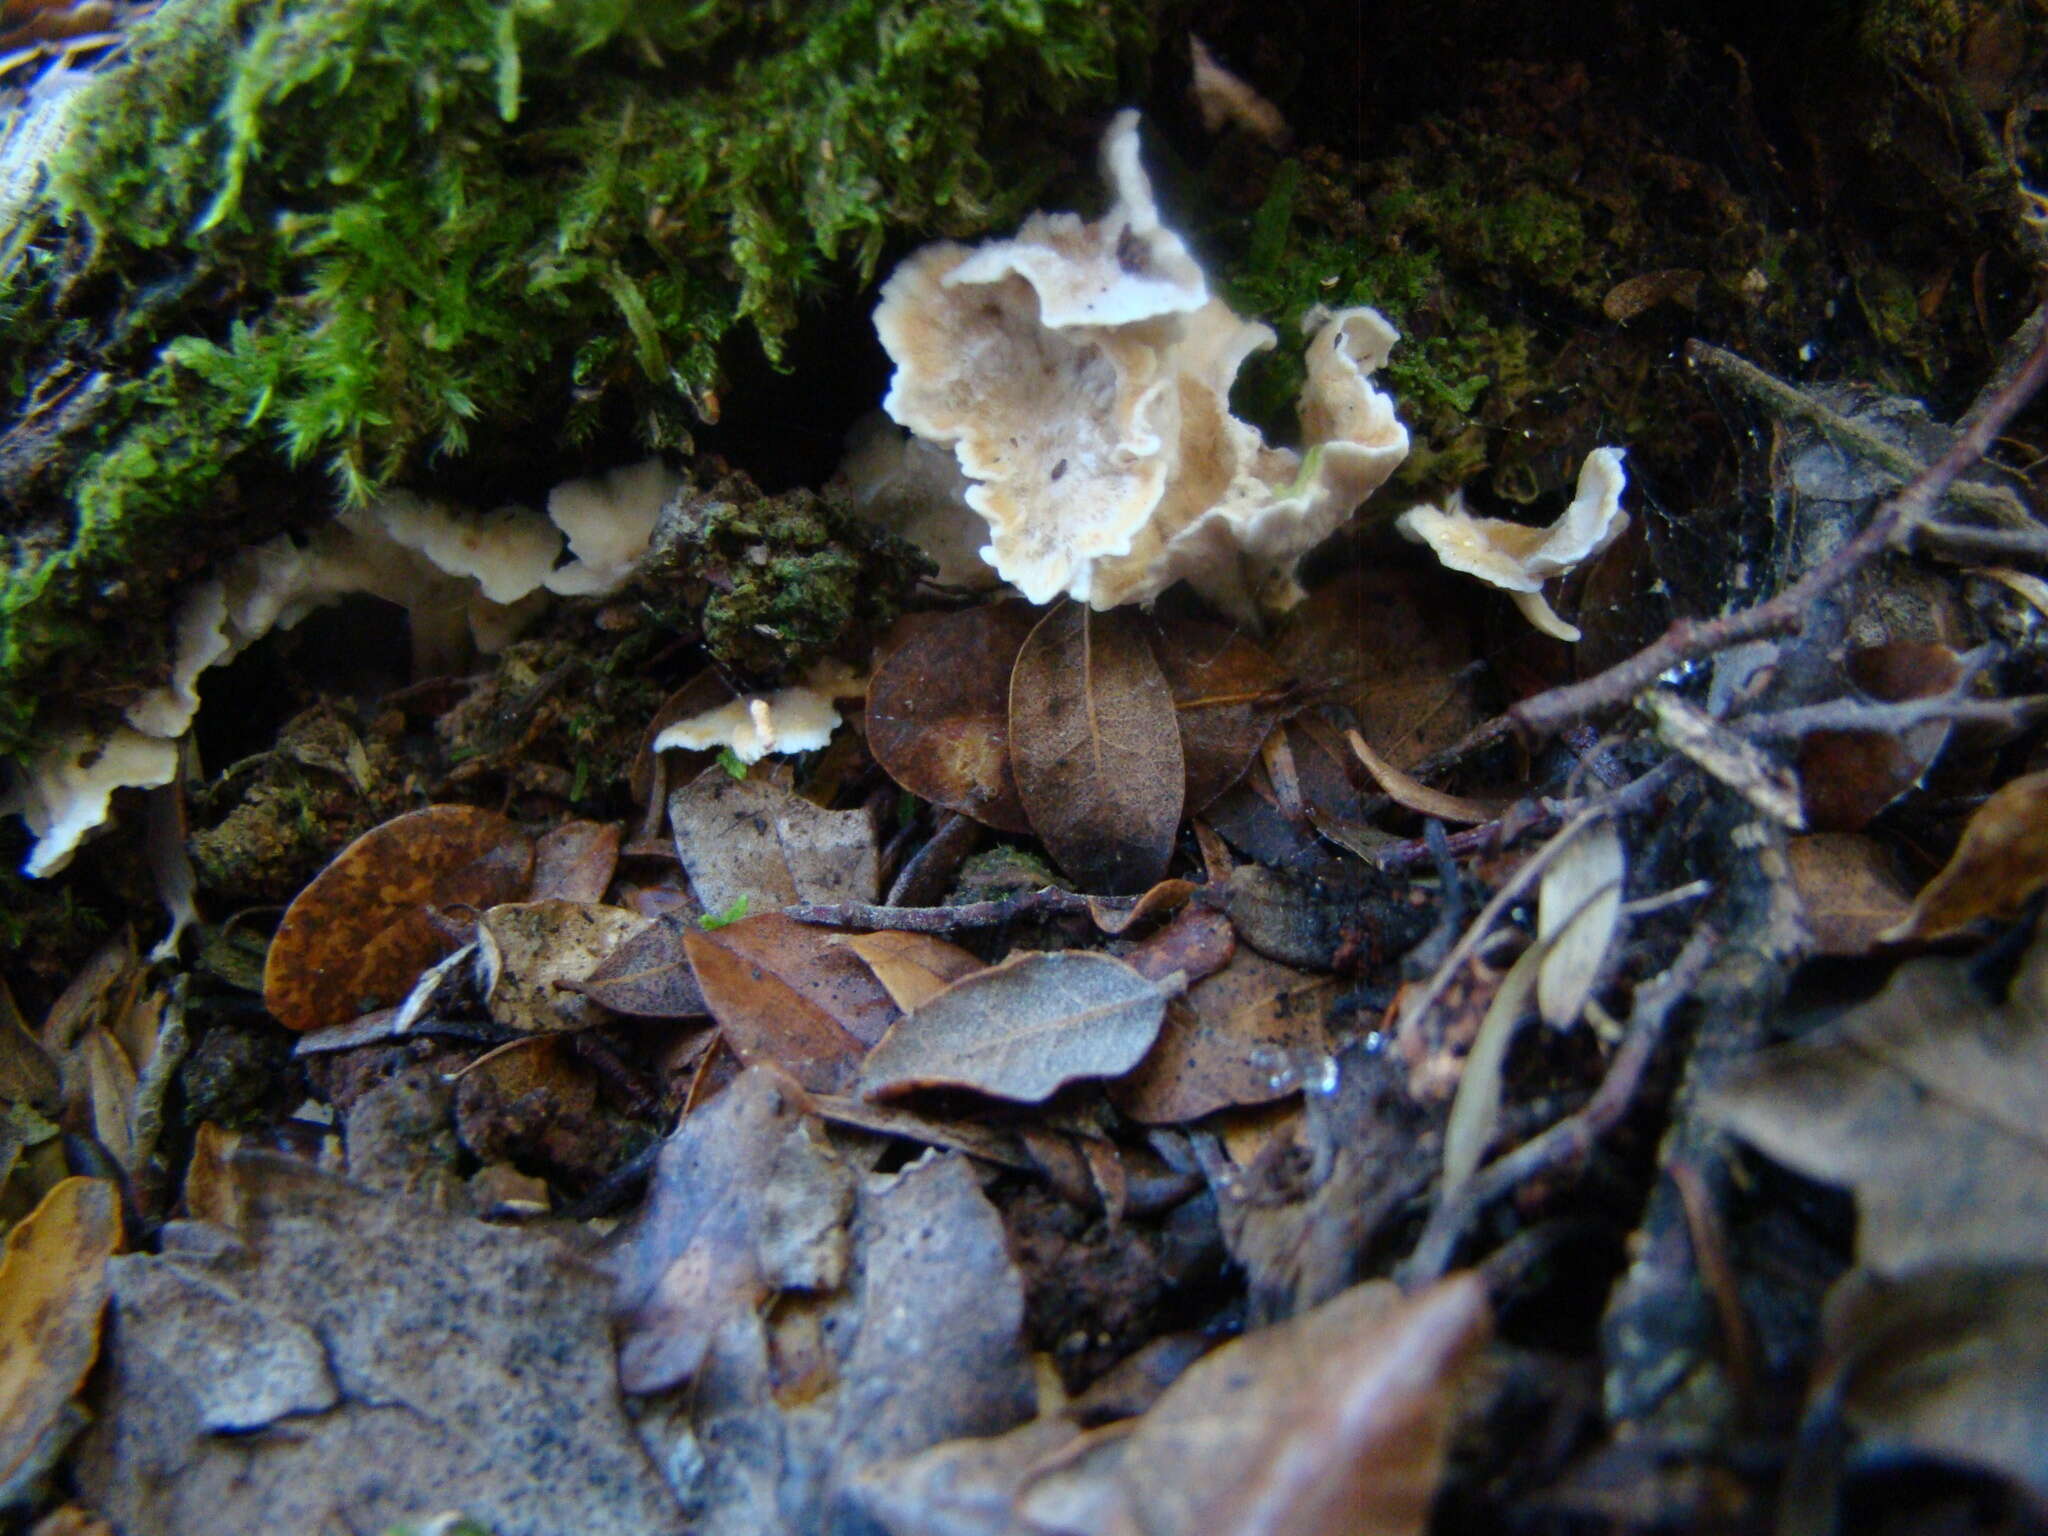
[858,950,1177,1104]
[1010,602,1185,893]
[1882,767,2048,941]
[1114,949,1339,1124]
[1786,834,1913,956]
[262,806,534,1032]
[868,602,1039,833]
[669,765,878,917]
[1799,641,1963,832]
[1803,1263,2048,1509]
[1275,565,1486,771]
[571,913,709,1018]
[1123,905,1238,989]
[837,930,983,1012]
[610,1066,855,1394]
[529,819,623,903]
[1706,923,2048,1273]
[1016,1274,1489,1536]
[475,899,646,1033]
[685,912,896,1093]
[0,1178,117,1504]
[1147,614,1296,812]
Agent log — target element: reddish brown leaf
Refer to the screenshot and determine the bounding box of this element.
[572,913,709,1018]
[1883,768,2048,940]
[1123,906,1238,989]
[262,806,533,1033]
[836,931,983,1012]
[858,950,1176,1103]
[1114,949,1339,1124]
[1799,641,1963,832]
[529,820,623,903]
[1276,565,1487,771]
[867,602,1039,833]
[1147,615,1296,812]
[684,913,897,1093]
[1786,834,1913,957]
[1009,602,1185,894]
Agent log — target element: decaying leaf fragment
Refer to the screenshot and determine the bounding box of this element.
[1009,601,1185,893]
[77,1154,682,1536]
[0,1178,117,1506]
[571,912,709,1019]
[1706,925,2048,1273]
[858,950,1179,1104]
[262,805,534,1032]
[610,1066,856,1395]
[1114,949,1339,1124]
[1015,1274,1489,1536]
[669,765,879,916]
[867,603,1039,833]
[1148,614,1296,813]
[475,899,646,1033]
[1881,767,2048,941]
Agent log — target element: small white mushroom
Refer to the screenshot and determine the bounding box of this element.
[1396,447,1629,642]
[652,685,843,765]
[3,727,180,877]
[544,457,683,596]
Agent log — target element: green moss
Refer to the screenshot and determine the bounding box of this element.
[644,471,930,682]
[1214,56,1852,509]
[0,0,1163,758]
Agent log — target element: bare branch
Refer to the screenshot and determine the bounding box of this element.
[1512,321,2048,742]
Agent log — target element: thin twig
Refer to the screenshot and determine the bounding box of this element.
[786,886,1117,933]
[1738,691,2048,740]
[1688,340,2036,528]
[1914,520,2048,562]
[1371,757,1684,873]
[1401,928,1716,1283]
[1513,321,2048,742]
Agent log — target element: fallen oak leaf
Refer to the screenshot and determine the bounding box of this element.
[1147,614,1297,812]
[685,912,897,1093]
[1881,767,2048,941]
[570,913,709,1019]
[867,602,1039,833]
[1705,921,2048,1273]
[1113,948,1338,1125]
[0,1177,117,1505]
[262,806,533,1032]
[609,1066,855,1395]
[668,766,879,917]
[857,951,1181,1104]
[476,900,647,1033]
[1009,601,1185,894]
[1015,1273,1489,1536]
[835,930,984,1011]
